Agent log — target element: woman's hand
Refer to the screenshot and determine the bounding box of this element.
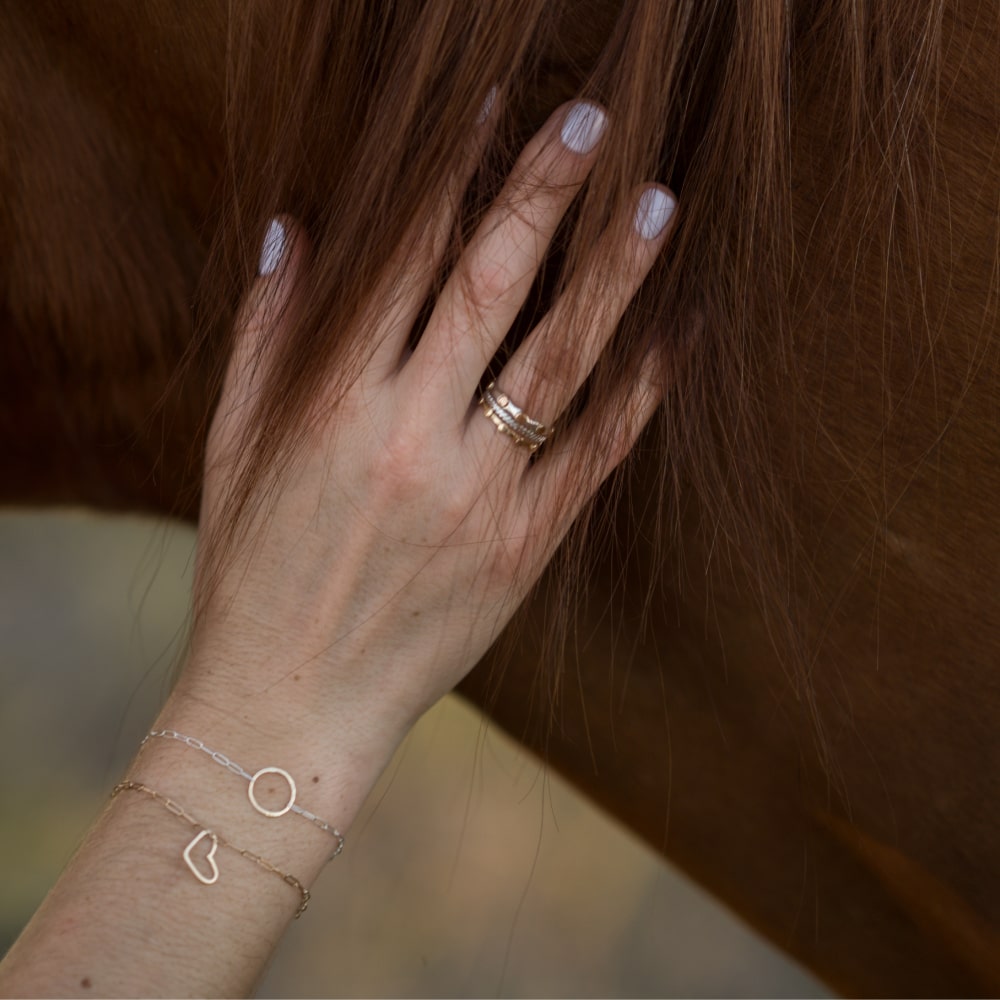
[182,100,676,780]
[0,98,677,999]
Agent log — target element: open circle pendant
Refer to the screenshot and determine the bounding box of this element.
[248,766,297,818]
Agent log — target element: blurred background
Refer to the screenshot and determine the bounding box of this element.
[0,510,829,997]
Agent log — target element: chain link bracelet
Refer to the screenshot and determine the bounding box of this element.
[112,780,311,918]
[142,729,345,859]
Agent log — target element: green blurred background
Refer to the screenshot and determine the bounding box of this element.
[0,510,829,997]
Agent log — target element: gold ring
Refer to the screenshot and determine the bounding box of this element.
[479,381,549,452]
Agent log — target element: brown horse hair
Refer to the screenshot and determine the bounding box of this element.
[180,0,959,773]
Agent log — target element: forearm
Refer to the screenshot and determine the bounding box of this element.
[0,681,397,998]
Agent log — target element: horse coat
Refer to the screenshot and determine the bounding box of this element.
[1,1,998,994]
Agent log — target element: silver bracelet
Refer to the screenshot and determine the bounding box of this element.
[142,729,345,858]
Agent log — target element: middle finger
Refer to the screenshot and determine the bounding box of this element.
[410,101,608,411]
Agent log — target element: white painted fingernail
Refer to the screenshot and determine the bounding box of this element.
[258,218,286,276]
[560,101,607,154]
[476,85,497,125]
[634,188,676,239]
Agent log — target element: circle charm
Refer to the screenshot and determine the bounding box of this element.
[248,766,297,818]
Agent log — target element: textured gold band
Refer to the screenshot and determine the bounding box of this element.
[479,381,549,452]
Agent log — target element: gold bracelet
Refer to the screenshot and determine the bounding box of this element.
[112,780,311,918]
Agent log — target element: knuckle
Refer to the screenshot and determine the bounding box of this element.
[368,428,475,533]
[463,247,519,306]
[522,347,576,406]
[484,534,529,584]
[367,429,430,502]
[437,488,477,534]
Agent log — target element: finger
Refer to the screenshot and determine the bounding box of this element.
[212,215,311,460]
[411,100,609,406]
[523,348,666,545]
[481,184,676,434]
[365,86,500,378]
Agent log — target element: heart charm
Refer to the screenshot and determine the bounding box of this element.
[183,829,220,885]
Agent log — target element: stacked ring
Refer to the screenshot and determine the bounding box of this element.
[479,382,550,452]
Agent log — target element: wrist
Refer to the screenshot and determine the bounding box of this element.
[0,672,394,998]
[143,670,406,878]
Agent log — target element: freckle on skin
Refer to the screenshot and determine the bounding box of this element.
[81,978,92,989]
[312,776,319,784]
[293,674,301,681]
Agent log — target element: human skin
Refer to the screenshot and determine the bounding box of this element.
[0,99,676,998]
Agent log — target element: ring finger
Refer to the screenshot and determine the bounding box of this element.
[471,183,677,453]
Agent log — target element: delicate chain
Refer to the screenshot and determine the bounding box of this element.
[142,729,345,858]
[112,780,311,918]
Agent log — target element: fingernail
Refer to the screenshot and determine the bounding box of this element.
[476,85,497,125]
[560,101,607,155]
[634,188,676,239]
[258,218,286,276]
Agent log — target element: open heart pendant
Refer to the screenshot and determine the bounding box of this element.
[183,829,220,885]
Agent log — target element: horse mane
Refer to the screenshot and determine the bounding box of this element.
[190,0,985,748]
[3,0,995,767]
